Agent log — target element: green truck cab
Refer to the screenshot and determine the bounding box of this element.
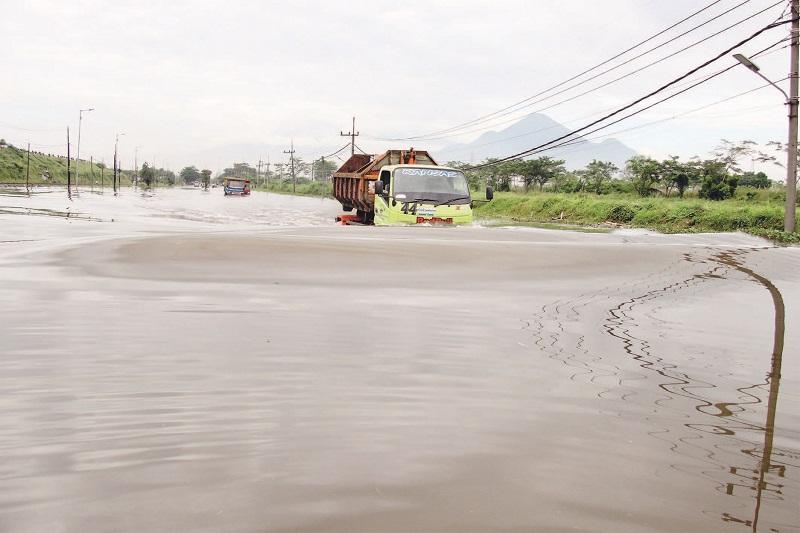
[332,148,492,226]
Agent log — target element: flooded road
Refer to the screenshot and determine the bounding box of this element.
[1,187,798,532]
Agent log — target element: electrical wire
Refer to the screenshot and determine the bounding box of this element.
[395,0,784,142]
[466,23,792,170]
[440,40,790,159]
[387,0,732,141]
[555,77,789,150]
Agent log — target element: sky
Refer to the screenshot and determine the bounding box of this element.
[0,0,794,178]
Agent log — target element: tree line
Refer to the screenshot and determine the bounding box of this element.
[449,139,784,201]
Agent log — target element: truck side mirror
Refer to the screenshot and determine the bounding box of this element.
[486,186,494,201]
[374,180,384,196]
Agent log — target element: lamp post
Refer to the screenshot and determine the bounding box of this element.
[113,132,126,194]
[75,107,94,189]
[733,5,798,232]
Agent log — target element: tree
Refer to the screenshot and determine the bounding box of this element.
[511,157,566,191]
[179,165,202,185]
[163,169,177,186]
[625,155,662,197]
[659,156,694,198]
[472,158,504,190]
[140,162,155,188]
[222,162,256,179]
[713,139,757,174]
[200,169,212,190]
[583,160,618,194]
[698,160,737,200]
[312,158,337,181]
[738,171,772,189]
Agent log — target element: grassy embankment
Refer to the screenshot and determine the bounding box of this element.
[474,191,800,243]
[0,145,133,186]
[255,180,333,197]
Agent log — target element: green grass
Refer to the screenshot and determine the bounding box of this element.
[0,145,133,186]
[474,191,799,242]
[255,180,332,197]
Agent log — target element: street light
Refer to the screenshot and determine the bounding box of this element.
[733,51,798,233]
[75,107,94,188]
[113,132,126,194]
[733,54,789,99]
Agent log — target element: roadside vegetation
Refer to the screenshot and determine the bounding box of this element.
[0,141,135,186]
[454,139,799,243]
[255,180,332,197]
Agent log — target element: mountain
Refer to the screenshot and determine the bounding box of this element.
[436,113,637,169]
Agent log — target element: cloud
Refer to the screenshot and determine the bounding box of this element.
[0,0,790,178]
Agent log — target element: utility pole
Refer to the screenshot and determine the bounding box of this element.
[340,116,359,156]
[113,133,124,194]
[787,0,799,233]
[75,107,94,189]
[113,140,118,194]
[90,156,94,192]
[257,158,263,187]
[100,159,104,190]
[25,142,31,193]
[66,127,72,197]
[283,140,296,193]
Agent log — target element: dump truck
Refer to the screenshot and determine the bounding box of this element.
[332,148,492,225]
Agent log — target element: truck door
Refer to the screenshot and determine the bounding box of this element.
[374,169,392,225]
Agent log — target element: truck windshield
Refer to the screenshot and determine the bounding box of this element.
[393,167,470,202]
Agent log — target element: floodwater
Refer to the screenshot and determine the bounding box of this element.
[1,187,798,532]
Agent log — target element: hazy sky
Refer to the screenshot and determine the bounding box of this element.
[1,0,793,177]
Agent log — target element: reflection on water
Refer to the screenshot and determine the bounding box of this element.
[528,247,795,531]
[714,251,785,532]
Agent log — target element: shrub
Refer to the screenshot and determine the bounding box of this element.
[606,204,638,223]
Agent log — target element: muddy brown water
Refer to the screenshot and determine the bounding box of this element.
[1,187,798,532]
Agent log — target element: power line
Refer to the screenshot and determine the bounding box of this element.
[556,77,789,150]
[441,40,790,160]
[521,43,789,159]
[385,0,750,141]
[322,143,351,158]
[467,23,792,170]
[399,0,784,142]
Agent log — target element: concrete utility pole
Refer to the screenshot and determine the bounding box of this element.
[284,140,296,193]
[75,107,94,189]
[733,7,798,233]
[25,142,31,193]
[340,116,359,156]
[113,133,125,194]
[66,127,72,197]
[257,158,263,187]
[265,157,271,185]
[787,0,798,233]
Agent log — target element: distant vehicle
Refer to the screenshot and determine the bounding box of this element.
[223,178,250,196]
[332,148,492,225]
